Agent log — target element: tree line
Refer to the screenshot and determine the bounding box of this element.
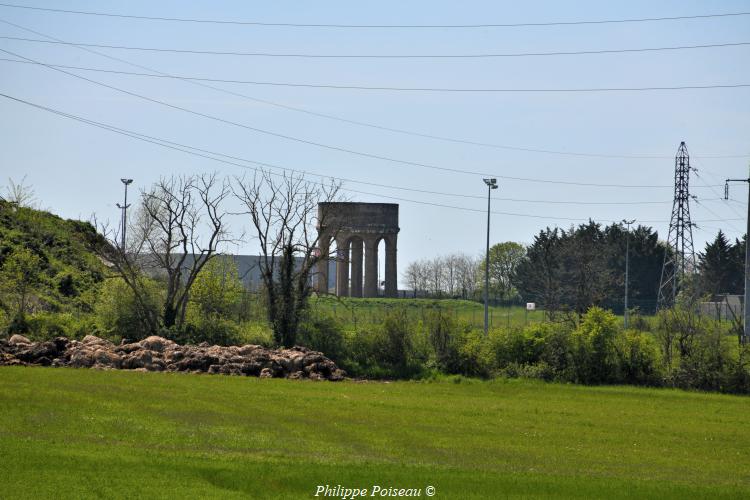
[403,221,746,316]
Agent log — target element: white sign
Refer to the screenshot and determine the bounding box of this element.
[526,302,536,311]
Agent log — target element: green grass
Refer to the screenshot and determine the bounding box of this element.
[1,367,749,498]
[307,295,548,331]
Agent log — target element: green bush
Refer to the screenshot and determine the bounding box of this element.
[489,322,573,381]
[236,322,274,347]
[25,312,97,341]
[95,277,161,341]
[455,329,495,378]
[297,314,347,362]
[672,326,734,392]
[500,361,556,381]
[618,330,663,386]
[176,313,241,346]
[570,307,623,384]
[425,309,469,374]
[346,308,425,378]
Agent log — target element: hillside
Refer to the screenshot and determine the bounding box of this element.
[0,200,106,315]
[0,367,748,499]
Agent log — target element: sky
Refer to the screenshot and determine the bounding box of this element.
[0,0,749,286]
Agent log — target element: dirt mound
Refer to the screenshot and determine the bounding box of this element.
[0,334,345,381]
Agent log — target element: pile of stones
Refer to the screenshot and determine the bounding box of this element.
[0,334,345,381]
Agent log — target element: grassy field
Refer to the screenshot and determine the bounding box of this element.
[1,367,749,499]
[306,296,548,330]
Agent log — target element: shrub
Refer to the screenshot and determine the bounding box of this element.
[672,326,734,392]
[236,322,274,347]
[500,361,555,381]
[346,308,424,378]
[176,313,241,346]
[455,329,495,378]
[570,307,622,384]
[618,330,663,386]
[25,312,97,341]
[95,277,161,341]
[425,308,469,374]
[489,322,573,380]
[297,314,347,362]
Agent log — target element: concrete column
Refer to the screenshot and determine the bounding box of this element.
[385,234,398,298]
[350,238,363,298]
[316,234,330,293]
[336,238,349,297]
[364,238,379,298]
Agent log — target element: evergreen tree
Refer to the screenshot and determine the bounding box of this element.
[729,234,746,294]
[698,230,735,297]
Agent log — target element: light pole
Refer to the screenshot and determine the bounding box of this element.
[622,219,636,329]
[116,178,133,252]
[725,167,750,343]
[483,178,498,335]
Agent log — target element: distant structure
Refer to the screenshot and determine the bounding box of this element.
[658,141,696,309]
[316,202,399,298]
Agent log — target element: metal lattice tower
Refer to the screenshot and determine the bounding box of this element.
[658,141,696,309]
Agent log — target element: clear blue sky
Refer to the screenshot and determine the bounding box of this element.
[1,1,748,284]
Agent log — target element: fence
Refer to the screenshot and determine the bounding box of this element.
[236,290,742,332]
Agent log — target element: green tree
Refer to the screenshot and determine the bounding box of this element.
[514,228,563,316]
[698,230,737,297]
[0,248,42,331]
[95,277,162,341]
[189,256,244,319]
[481,242,525,302]
[729,234,746,295]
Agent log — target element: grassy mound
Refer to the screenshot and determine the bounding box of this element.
[0,200,106,314]
[1,367,748,498]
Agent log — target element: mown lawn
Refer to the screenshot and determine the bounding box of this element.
[0,367,748,499]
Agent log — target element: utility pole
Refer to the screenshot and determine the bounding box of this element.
[725,166,750,343]
[622,219,636,329]
[483,178,498,335]
[116,178,133,252]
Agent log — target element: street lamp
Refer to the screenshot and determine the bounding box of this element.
[725,167,750,344]
[622,219,636,329]
[116,178,133,252]
[483,178,498,335]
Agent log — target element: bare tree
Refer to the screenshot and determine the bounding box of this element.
[401,261,421,298]
[426,257,445,297]
[456,253,479,299]
[3,176,37,208]
[444,253,462,297]
[234,170,341,347]
[97,174,232,333]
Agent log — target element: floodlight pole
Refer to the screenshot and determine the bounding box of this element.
[116,178,133,252]
[483,178,498,335]
[725,166,750,343]
[622,219,636,329]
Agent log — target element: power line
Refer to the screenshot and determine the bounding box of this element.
[3,35,750,58]
[2,90,742,227]
[2,46,726,189]
[0,90,677,207]
[0,3,748,29]
[691,156,748,221]
[1,53,748,94]
[2,19,747,161]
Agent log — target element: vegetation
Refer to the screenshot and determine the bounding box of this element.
[0,199,106,334]
[1,182,748,396]
[234,171,342,347]
[1,367,748,498]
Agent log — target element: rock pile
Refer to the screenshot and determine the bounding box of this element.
[0,334,345,381]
